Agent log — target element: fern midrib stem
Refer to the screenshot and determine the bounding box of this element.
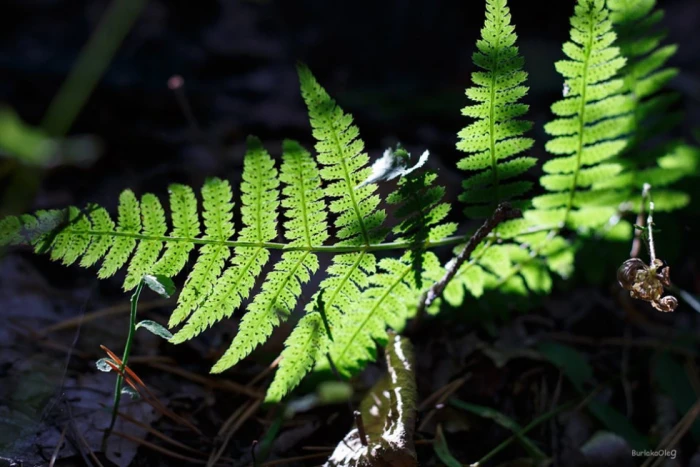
[335,264,412,367]
[294,159,314,247]
[326,116,371,246]
[63,229,468,253]
[254,160,265,243]
[488,14,502,207]
[563,9,595,225]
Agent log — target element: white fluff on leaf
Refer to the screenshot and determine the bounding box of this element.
[356,145,430,190]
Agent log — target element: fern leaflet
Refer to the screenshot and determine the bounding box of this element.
[457,0,535,218]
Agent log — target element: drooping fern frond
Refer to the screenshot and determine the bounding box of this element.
[457,0,535,218]
[528,0,631,235]
[329,251,444,376]
[168,176,237,329]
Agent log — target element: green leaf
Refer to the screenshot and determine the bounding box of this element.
[136,320,174,340]
[143,274,176,298]
[433,425,462,467]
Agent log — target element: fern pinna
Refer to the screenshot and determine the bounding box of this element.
[0,65,457,402]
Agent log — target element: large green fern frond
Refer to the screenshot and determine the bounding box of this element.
[457,0,535,218]
[528,0,630,234]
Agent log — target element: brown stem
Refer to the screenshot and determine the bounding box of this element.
[415,202,522,317]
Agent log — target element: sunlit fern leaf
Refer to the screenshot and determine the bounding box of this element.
[297,63,386,246]
[608,0,679,158]
[211,139,328,373]
[328,252,443,377]
[167,177,236,328]
[277,65,391,385]
[531,0,629,232]
[152,184,200,277]
[599,0,694,213]
[266,312,325,403]
[171,137,278,341]
[457,0,535,218]
[123,194,166,290]
[387,170,458,288]
[80,205,115,268]
[98,190,141,279]
[212,250,319,373]
[266,67,397,398]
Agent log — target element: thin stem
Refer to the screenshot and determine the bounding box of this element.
[415,202,522,316]
[645,185,656,263]
[53,228,471,253]
[631,183,652,259]
[103,279,144,445]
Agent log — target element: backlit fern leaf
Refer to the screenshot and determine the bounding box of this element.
[323,170,453,376]
[329,252,443,376]
[593,0,695,213]
[98,190,141,279]
[167,177,236,328]
[171,137,278,342]
[528,0,630,233]
[457,0,535,218]
[211,139,327,373]
[152,184,200,277]
[264,67,388,398]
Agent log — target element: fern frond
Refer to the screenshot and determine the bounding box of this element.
[388,170,458,288]
[211,139,327,372]
[123,194,166,290]
[171,136,278,341]
[531,0,629,232]
[608,0,679,158]
[457,0,535,218]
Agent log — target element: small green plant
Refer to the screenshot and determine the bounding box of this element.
[0,0,697,403]
[96,273,175,444]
